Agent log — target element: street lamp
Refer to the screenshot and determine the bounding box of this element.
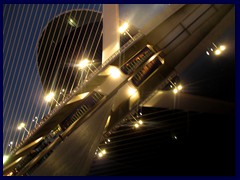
[44,92,60,105]
[119,22,134,40]
[97,148,107,158]
[138,120,143,125]
[68,17,78,27]
[32,117,39,126]
[8,141,13,151]
[206,43,226,56]
[8,141,13,146]
[60,89,65,95]
[77,59,90,69]
[130,114,143,128]
[173,88,179,94]
[128,86,137,96]
[17,123,29,134]
[169,79,183,94]
[108,66,121,78]
[177,85,183,91]
[214,44,226,56]
[134,123,140,128]
[3,155,9,164]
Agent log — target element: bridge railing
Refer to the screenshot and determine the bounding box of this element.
[102,70,178,140]
[11,32,144,154]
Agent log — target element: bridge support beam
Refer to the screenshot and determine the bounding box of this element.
[102,4,120,63]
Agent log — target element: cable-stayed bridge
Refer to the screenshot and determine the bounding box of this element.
[3,4,234,176]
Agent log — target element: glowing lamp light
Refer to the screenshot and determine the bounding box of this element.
[134,123,139,128]
[173,88,178,94]
[77,59,89,69]
[98,152,103,158]
[3,155,9,164]
[109,67,121,78]
[219,45,226,51]
[177,85,183,91]
[119,22,129,34]
[128,87,137,96]
[44,92,55,102]
[214,49,221,56]
[102,149,106,155]
[138,120,143,125]
[17,123,25,130]
[68,18,77,27]
[7,172,13,176]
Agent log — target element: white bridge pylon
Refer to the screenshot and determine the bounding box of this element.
[102,4,120,64]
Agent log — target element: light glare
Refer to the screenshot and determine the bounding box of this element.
[98,152,103,158]
[219,45,226,51]
[128,87,137,96]
[214,49,221,56]
[18,123,25,130]
[134,123,139,128]
[7,172,13,176]
[3,155,9,164]
[138,120,143,125]
[109,67,121,78]
[177,85,183,90]
[173,88,178,94]
[44,92,55,102]
[119,22,129,34]
[102,149,106,155]
[77,59,89,69]
[68,18,77,27]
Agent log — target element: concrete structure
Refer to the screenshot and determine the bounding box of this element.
[3,4,234,176]
[102,4,120,63]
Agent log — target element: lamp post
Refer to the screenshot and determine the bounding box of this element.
[206,42,226,56]
[119,22,134,40]
[168,79,183,94]
[17,123,29,134]
[76,59,95,84]
[130,114,143,128]
[32,117,39,127]
[60,89,66,99]
[8,141,13,152]
[44,92,60,105]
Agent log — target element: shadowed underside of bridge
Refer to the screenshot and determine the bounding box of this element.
[3,4,235,176]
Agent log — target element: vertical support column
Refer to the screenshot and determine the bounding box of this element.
[102,4,120,64]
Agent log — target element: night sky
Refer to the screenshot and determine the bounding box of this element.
[3,4,236,176]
